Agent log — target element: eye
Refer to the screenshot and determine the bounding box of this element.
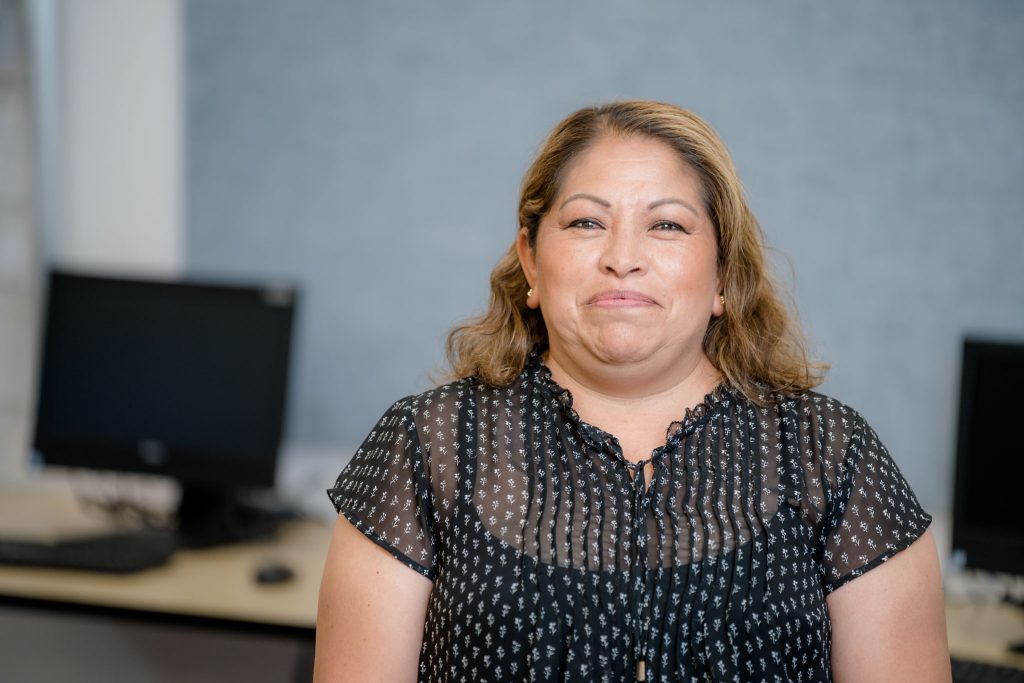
[651,221,690,233]
[567,218,604,230]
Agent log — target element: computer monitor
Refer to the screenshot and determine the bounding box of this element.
[32,270,299,546]
[951,338,1024,576]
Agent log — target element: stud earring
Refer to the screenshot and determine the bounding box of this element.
[527,288,534,300]
[720,294,726,307]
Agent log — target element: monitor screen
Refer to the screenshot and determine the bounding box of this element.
[951,338,1024,575]
[32,270,298,490]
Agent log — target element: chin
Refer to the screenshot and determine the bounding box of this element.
[590,333,659,366]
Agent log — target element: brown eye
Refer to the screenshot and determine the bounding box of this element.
[651,221,689,233]
[568,218,603,230]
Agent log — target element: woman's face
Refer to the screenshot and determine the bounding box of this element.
[517,133,724,382]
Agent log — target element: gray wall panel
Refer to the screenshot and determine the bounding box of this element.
[186,0,1024,510]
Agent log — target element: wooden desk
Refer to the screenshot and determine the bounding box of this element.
[947,600,1024,671]
[0,488,331,638]
[1,488,1022,673]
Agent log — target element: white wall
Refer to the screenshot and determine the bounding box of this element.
[0,0,37,484]
[0,0,185,487]
[0,4,308,681]
[57,0,183,275]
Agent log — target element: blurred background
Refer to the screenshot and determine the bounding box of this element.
[0,0,1022,680]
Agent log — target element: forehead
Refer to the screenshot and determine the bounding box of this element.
[554,133,702,202]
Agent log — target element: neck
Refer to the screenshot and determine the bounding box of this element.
[542,344,723,435]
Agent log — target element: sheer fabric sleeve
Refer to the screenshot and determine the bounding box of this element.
[326,399,436,580]
[820,413,932,594]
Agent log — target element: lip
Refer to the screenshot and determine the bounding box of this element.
[585,290,658,307]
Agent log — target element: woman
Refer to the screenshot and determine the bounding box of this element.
[315,101,950,682]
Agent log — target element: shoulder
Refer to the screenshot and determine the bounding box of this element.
[771,389,871,439]
[760,389,888,473]
[372,375,497,452]
[387,367,535,423]
[384,376,486,421]
[377,376,480,416]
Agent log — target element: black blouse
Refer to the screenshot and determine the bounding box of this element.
[328,353,931,682]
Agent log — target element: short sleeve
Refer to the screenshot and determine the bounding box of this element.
[327,400,436,580]
[820,414,932,594]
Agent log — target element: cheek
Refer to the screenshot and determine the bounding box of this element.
[658,261,721,317]
[536,244,588,290]
[658,248,717,291]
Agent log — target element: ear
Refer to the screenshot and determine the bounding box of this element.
[516,228,540,309]
[712,274,725,318]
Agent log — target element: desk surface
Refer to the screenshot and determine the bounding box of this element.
[0,487,331,632]
[0,487,1022,669]
[946,600,1024,670]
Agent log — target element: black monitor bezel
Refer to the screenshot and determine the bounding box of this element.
[31,269,298,490]
[950,337,1024,576]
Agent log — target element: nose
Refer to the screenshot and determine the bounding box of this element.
[598,227,646,277]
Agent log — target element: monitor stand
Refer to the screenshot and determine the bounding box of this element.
[175,484,284,549]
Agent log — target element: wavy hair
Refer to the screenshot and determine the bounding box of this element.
[446,100,826,402]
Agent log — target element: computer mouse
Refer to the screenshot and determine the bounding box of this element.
[255,561,295,585]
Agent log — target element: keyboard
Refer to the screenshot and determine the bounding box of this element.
[0,530,178,573]
[952,657,1024,683]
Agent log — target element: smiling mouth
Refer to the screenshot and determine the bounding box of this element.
[586,290,658,307]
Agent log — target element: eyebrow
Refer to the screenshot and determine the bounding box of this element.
[559,193,611,210]
[648,197,699,217]
[558,193,700,218]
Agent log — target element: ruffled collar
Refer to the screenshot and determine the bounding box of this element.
[524,348,732,452]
